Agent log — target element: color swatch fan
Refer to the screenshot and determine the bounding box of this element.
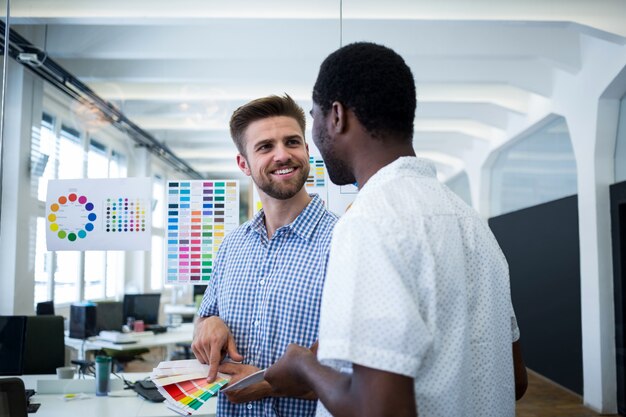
[150,359,229,416]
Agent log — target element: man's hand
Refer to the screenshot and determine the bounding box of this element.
[191,316,243,382]
[218,363,272,404]
[264,344,316,398]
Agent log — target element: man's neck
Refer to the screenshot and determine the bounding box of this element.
[352,141,416,190]
[260,189,312,239]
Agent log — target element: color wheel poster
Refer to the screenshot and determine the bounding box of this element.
[46,178,152,251]
[166,180,239,285]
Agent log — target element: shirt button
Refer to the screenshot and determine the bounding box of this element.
[247,404,253,410]
[254,320,260,327]
[259,279,265,285]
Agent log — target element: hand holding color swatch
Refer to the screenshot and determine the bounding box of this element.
[150,359,230,416]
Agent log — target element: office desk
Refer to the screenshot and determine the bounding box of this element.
[163,304,197,326]
[19,373,216,417]
[65,323,194,359]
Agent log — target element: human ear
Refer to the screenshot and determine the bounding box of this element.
[331,101,346,134]
[236,154,251,176]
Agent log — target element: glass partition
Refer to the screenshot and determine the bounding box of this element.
[6,2,342,304]
[446,172,472,206]
[490,117,577,216]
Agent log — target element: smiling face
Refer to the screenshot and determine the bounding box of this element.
[237,115,310,200]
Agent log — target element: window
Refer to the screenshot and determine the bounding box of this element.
[110,150,127,178]
[151,236,164,290]
[84,251,106,300]
[490,117,577,216]
[87,139,108,178]
[445,172,472,207]
[58,125,84,180]
[151,174,165,290]
[31,111,129,305]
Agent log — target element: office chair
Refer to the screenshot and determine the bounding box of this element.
[170,343,194,360]
[22,315,65,374]
[100,347,150,372]
[35,300,55,315]
[0,377,28,417]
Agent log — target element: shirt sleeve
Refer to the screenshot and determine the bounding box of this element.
[196,236,228,318]
[317,215,433,379]
[511,303,520,342]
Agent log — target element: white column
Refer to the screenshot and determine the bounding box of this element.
[552,37,626,412]
[0,60,43,315]
[567,99,618,412]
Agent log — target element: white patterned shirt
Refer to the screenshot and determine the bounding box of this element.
[316,157,519,417]
[198,194,337,417]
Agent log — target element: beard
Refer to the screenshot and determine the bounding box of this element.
[314,124,356,186]
[253,162,310,200]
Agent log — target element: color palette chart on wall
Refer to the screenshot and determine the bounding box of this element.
[104,198,148,233]
[166,180,239,284]
[46,178,152,251]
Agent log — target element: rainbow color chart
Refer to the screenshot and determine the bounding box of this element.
[161,378,227,415]
[151,359,229,416]
[48,193,97,242]
[166,180,239,284]
[46,178,152,251]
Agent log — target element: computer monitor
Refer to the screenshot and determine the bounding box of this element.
[0,316,27,375]
[95,301,124,332]
[193,285,207,298]
[123,294,161,325]
[36,300,55,315]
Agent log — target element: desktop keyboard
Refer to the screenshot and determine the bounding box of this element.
[145,324,167,334]
[99,330,155,343]
[99,331,139,343]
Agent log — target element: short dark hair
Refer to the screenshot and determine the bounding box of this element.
[229,94,306,156]
[313,42,416,143]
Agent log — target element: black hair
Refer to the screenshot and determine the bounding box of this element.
[313,42,416,143]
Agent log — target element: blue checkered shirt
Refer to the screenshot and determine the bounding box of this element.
[198,194,337,417]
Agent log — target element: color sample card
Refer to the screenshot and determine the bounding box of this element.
[160,377,228,415]
[306,156,326,188]
[152,359,229,416]
[46,178,151,250]
[166,180,239,284]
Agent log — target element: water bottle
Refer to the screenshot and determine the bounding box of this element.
[95,356,112,396]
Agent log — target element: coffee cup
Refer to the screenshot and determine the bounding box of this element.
[56,366,76,379]
[134,320,145,332]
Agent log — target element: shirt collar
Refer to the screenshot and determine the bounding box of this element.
[361,156,437,192]
[247,194,326,241]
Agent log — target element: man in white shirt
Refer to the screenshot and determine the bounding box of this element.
[265,42,527,417]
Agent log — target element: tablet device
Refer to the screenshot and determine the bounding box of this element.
[221,369,266,393]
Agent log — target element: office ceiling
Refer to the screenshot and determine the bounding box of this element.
[7,0,626,181]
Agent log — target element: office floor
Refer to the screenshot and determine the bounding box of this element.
[516,370,620,417]
[127,356,619,417]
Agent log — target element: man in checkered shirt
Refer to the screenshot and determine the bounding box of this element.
[191,94,337,417]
